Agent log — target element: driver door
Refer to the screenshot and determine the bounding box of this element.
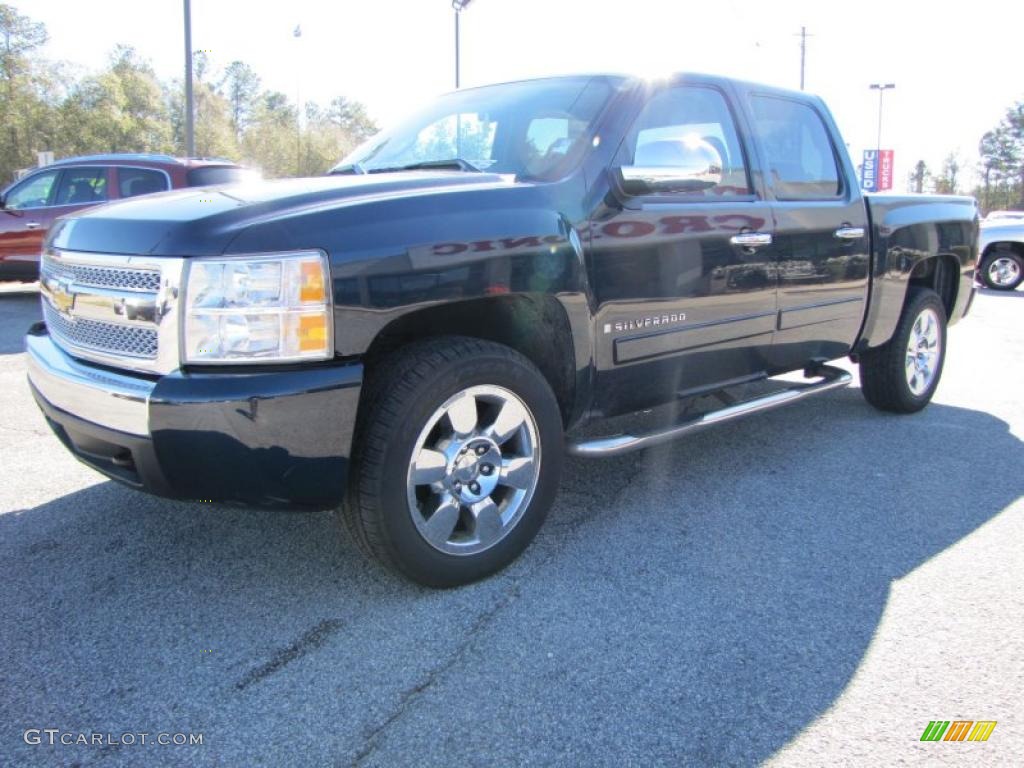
[588,81,778,416]
[0,169,61,273]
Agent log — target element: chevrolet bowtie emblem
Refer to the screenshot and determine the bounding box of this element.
[48,278,75,316]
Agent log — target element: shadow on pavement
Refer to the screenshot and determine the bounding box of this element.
[976,286,1024,298]
[0,287,39,355]
[0,390,1021,765]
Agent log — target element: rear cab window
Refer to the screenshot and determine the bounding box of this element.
[186,166,247,186]
[118,167,170,198]
[748,96,842,200]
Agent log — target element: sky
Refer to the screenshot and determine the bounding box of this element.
[16,0,1023,190]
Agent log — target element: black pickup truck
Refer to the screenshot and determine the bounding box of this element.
[26,74,977,586]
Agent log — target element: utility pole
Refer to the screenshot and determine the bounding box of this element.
[452,0,474,89]
[799,26,807,90]
[869,83,896,157]
[294,24,302,175]
[183,0,195,156]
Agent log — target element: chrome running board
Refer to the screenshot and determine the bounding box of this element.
[567,364,852,458]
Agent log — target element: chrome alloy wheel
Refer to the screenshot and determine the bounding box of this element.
[988,256,1021,287]
[406,385,541,556]
[905,307,941,396]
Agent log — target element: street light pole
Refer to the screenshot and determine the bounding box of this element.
[869,82,895,158]
[452,0,473,89]
[294,24,302,175]
[183,0,195,156]
[454,10,460,89]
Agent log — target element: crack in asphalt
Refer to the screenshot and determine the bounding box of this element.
[348,581,522,768]
[346,457,648,767]
[234,618,345,691]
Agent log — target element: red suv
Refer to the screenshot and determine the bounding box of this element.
[0,154,247,281]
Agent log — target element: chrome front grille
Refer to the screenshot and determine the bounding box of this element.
[40,250,185,375]
[43,302,159,358]
[41,261,161,293]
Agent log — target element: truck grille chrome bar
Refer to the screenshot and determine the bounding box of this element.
[42,302,159,359]
[41,260,161,293]
[39,250,185,375]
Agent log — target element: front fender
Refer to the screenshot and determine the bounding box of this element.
[323,206,591,357]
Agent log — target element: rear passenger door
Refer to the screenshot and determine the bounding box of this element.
[745,94,870,367]
[588,81,778,416]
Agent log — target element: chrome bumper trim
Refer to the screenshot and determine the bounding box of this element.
[26,333,155,437]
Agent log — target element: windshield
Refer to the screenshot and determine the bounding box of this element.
[334,76,617,181]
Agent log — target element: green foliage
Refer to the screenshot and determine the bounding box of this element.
[1,3,54,180]
[933,153,961,195]
[0,4,377,183]
[907,159,930,194]
[976,99,1024,212]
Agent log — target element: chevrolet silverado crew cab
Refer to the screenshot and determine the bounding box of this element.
[26,74,977,586]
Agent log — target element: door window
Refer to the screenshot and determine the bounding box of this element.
[54,167,109,206]
[5,170,59,209]
[622,86,752,197]
[120,167,170,197]
[749,96,841,200]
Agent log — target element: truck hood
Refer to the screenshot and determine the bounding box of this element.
[48,172,518,257]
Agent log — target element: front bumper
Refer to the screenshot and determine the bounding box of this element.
[26,326,363,508]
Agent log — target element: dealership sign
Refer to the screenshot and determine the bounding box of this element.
[862,149,894,192]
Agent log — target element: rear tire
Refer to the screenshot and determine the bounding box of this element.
[859,287,947,413]
[340,336,563,587]
[980,249,1024,291]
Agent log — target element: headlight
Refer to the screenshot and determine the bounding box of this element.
[183,251,332,363]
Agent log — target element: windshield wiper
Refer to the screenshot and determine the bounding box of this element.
[368,158,482,174]
[330,162,366,175]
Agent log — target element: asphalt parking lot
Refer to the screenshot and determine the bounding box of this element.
[1,282,1021,767]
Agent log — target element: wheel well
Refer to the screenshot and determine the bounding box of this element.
[363,295,577,424]
[908,254,959,319]
[982,240,1024,261]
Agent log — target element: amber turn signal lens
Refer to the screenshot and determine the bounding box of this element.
[298,314,328,352]
[300,260,326,303]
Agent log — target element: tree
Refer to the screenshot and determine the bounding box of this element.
[0,3,52,180]
[978,101,1024,212]
[328,96,378,142]
[57,46,173,155]
[0,4,378,183]
[933,153,961,195]
[908,159,930,194]
[240,91,299,177]
[220,61,261,137]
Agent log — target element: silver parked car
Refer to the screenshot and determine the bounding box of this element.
[978,219,1024,290]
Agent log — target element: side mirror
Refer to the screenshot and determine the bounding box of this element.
[616,137,723,196]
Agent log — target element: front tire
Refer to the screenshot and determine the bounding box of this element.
[859,287,947,413]
[980,249,1024,291]
[341,336,563,587]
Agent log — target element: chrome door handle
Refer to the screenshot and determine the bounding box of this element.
[834,226,865,240]
[729,232,773,248]
[24,221,41,229]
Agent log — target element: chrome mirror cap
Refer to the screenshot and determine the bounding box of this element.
[617,137,723,195]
